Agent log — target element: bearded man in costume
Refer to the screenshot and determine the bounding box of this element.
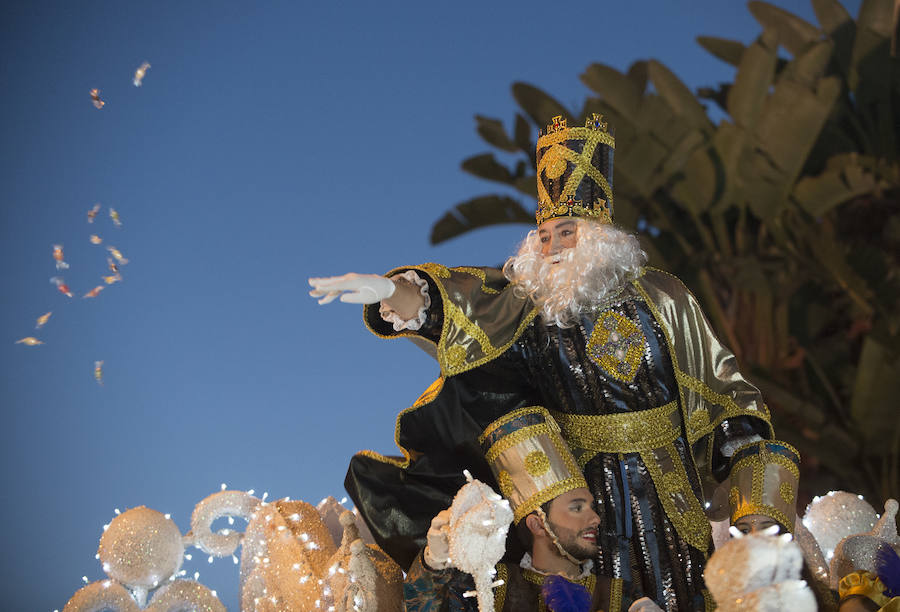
[310,115,775,611]
[405,406,662,611]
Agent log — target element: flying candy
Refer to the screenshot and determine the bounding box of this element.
[52,244,69,270]
[94,360,104,385]
[107,257,120,275]
[87,203,101,223]
[90,88,105,109]
[50,276,73,297]
[35,312,52,329]
[103,273,122,285]
[109,208,122,227]
[16,337,44,346]
[107,246,129,265]
[83,285,105,298]
[90,234,102,245]
[133,62,151,87]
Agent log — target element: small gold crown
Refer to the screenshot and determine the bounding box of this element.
[536,195,612,225]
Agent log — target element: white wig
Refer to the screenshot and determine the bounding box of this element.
[503,219,647,328]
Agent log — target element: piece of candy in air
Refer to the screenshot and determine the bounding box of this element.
[109,208,122,227]
[90,88,105,109]
[94,360,104,385]
[16,337,44,346]
[50,276,73,297]
[90,234,102,245]
[87,203,101,223]
[133,62,151,87]
[103,273,122,285]
[83,285,105,298]
[35,312,52,329]
[107,246,129,265]
[52,244,69,270]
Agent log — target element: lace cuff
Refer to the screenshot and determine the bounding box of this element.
[379,270,431,332]
[721,434,764,458]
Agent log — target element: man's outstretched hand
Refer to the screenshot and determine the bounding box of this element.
[308,273,396,305]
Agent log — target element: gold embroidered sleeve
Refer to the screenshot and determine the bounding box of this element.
[364,264,536,378]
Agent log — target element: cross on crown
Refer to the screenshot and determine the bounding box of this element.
[586,113,608,132]
[546,115,568,135]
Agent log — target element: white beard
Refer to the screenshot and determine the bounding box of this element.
[503,221,647,328]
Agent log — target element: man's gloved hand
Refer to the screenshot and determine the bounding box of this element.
[308,273,396,305]
[422,509,452,571]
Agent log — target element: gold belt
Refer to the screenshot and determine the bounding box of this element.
[550,401,712,553]
[549,401,681,454]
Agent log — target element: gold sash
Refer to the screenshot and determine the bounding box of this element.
[550,403,711,553]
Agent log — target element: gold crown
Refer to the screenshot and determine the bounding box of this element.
[479,407,587,523]
[536,195,612,225]
[728,440,801,533]
[535,114,615,226]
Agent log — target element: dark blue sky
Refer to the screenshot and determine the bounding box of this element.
[0,1,860,609]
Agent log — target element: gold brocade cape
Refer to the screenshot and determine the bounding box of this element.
[345,266,772,571]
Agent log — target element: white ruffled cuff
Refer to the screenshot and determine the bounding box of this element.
[379,270,431,332]
[721,434,764,458]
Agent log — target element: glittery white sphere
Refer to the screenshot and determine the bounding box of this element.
[148,579,225,612]
[98,506,184,589]
[801,491,877,562]
[63,580,140,612]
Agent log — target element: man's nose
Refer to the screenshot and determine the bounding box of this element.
[548,235,563,254]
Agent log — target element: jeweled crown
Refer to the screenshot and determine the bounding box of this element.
[535,114,615,226]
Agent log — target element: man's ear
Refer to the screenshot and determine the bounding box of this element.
[525,512,545,538]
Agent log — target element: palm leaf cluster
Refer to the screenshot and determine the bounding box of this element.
[433,0,899,502]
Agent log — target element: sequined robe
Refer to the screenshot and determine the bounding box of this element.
[345,266,773,611]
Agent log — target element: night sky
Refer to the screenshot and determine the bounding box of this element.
[0,1,861,609]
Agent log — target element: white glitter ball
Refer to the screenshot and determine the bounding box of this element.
[97,506,184,589]
[802,491,877,561]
